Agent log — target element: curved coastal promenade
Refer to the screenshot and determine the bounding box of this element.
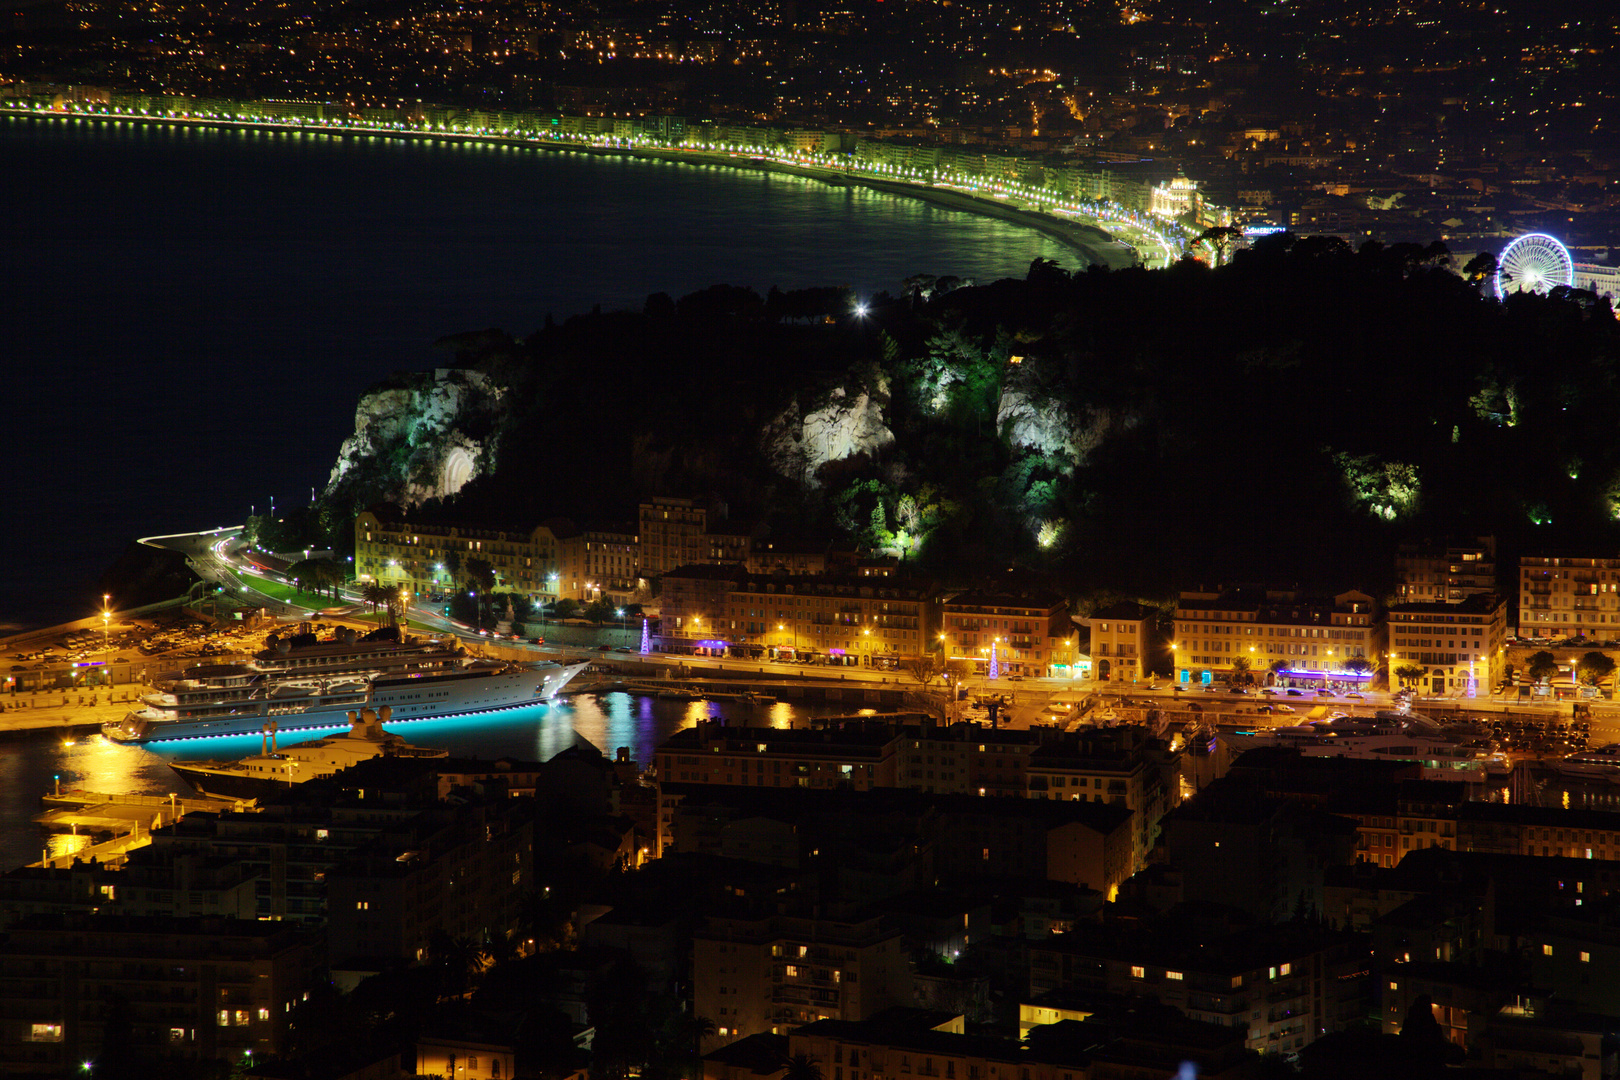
[3,107,1146,271]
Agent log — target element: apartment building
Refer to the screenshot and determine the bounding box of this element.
[355,509,565,601]
[940,591,1075,678]
[639,496,752,575]
[894,724,1044,797]
[325,802,534,967]
[1172,588,1381,686]
[1518,554,1620,641]
[1024,727,1180,874]
[694,912,912,1048]
[1395,536,1497,604]
[659,566,937,666]
[1079,601,1155,681]
[1386,592,1507,696]
[0,914,321,1075]
[1026,925,1369,1057]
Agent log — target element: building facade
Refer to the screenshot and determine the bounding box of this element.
[694,913,912,1048]
[0,914,320,1075]
[659,566,938,667]
[1172,589,1381,686]
[940,592,1075,678]
[1395,537,1497,605]
[1387,592,1507,697]
[355,510,564,602]
[639,497,752,575]
[1518,555,1620,641]
[1081,601,1155,681]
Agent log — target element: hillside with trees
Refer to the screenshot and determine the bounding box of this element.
[310,234,1620,600]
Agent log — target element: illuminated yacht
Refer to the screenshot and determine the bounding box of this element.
[103,624,586,743]
[1220,711,1495,777]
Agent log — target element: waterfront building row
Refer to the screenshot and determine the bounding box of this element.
[356,500,871,609]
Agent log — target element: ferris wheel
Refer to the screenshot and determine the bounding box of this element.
[1495,233,1575,300]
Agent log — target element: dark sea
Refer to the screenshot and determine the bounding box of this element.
[2,113,1076,634]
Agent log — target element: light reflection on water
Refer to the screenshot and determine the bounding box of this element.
[0,692,838,873]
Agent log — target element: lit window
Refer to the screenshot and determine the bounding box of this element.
[1280,963,1291,976]
[1543,944,1554,956]
[1166,971,1183,981]
[1130,966,1145,979]
[1581,952,1592,963]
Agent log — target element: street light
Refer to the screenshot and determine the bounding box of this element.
[101,595,111,688]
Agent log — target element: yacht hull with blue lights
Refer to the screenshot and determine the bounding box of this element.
[101,661,588,744]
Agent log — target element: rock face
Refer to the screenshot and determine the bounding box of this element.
[996,377,1132,468]
[325,368,504,506]
[763,384,896,487]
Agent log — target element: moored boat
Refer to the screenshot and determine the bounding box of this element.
[167,706,448,799]
[102,624,587,743]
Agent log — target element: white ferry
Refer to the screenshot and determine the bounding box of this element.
[102,624,587,743]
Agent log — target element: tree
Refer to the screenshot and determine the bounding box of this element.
[1192,225,1243,267]
[288,557,345,601]
[1230,656,1252,679]
[553,598,580,621]
[900,653,945,690]
[1576,651,1616,687]
[1268,658,1288,681]
[583,598,618,624]
[782,1053,824,1080]
[1394,663,1427,687]
[383,586,409,628]
[1461,251,1498,288]
[1344,657,1375,677]
[361,580,393,615]
[465,556,496,595]
[1527,650,1559,683]
[943,657,974,697]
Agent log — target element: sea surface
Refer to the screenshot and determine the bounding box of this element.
[2,114,1077,633]
[6,690,831,873]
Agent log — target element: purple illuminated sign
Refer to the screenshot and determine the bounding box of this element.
[1278,668,1371,681]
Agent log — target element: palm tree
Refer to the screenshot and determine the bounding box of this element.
[782,1053,823,1080]
[360,580,392,616]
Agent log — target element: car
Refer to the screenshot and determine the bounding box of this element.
[1144,684,1160,691]
[1231,687,1250,694]
[1274,704,1296,713]
[596,645,613,652]
[531,637,546,645]
[1260,688,1277,696]
[613,646,632,652]
[1345,692,1364,700]
[1316,689,1335,697]
[1007,674,1025,681]
[1285,689,1304,696]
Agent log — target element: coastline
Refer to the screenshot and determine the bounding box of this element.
[5,108,1135,271]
